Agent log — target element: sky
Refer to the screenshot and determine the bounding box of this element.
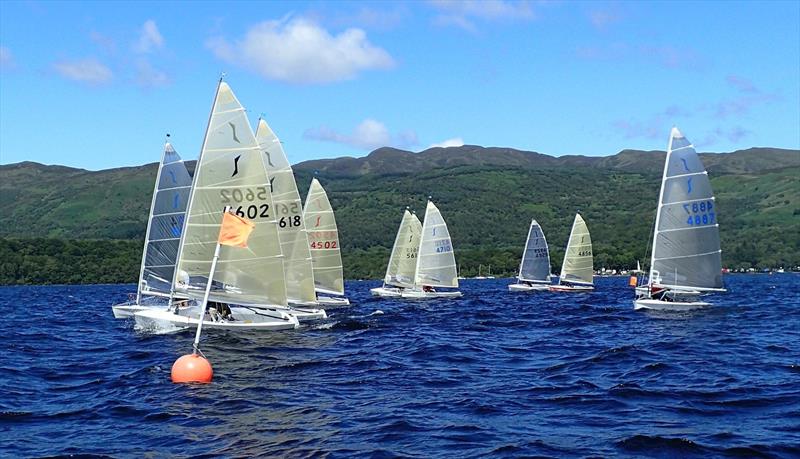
[0,0,798,170]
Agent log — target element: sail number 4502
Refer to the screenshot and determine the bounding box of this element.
[682,200,716,226]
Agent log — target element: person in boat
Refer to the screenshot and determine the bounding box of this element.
[423,285,434,293]
[207,301,234,320]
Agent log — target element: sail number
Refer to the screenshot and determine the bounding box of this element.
[577,250,592,257]
[682,200,716,226]
[310,241,338,249]
[279,216,302,228]
[434,241,452,253]
[406,247,418,259]
[233,204,270,219]
[532,248,548,258]
[308,231,337,250]
[220,187,268,203]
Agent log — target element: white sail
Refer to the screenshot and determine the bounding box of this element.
[414,201,459,288]
[648,127,723,291]
[518,219,551,283]
[303,178,344,295]
[172,81,287,307]
[255,119,316,304]
[559,213,593,285]
[137,142,193,300]
[384,210,422,288]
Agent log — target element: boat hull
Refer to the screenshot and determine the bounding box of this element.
[370,287,403,298]
[508,283,550,292]
[134,307,299,332]
[316,295,351,307]
[400,289,462,299]
[549,284,594,292]
[634,298,711,311]
[112,303,170,319]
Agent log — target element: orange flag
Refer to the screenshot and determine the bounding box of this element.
[218,211,255,248]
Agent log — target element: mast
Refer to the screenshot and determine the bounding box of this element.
[169,77,223,303]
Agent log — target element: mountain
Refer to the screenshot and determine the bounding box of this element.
[1,145,798,284]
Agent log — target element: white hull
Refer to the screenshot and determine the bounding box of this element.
[400,289,462,299]
[634,298,711,311]
[508,283,551,292]
[370,287,403,298]
[549,284,594,292]
[316,295,350,307]
[112,303,171,319]
[134,307,299,332]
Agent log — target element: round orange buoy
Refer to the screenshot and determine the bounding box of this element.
[171,354,213,383]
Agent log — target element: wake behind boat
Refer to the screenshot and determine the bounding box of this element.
[509,219,552,292]
[550,213,594,292]
[634,127,726,311]
[400,200,462,299]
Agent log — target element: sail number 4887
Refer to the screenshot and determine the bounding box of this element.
[682,200,716,226]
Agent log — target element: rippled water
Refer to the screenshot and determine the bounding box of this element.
[2,274,799,458]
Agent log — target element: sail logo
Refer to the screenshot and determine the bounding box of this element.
[231,155,241,177]
[168,170,177,184]
[264,151,274,167]
[229,122,240,143]
[172,193,180,210]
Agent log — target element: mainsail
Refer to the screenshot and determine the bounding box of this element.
[255,119,316,304]
[518,219,551,283]
[414,201,458,288]
[172,81,287,307]
[303,178,344,295]
[649,127,723,290]
[559,213,593,285]
[137,142,192,301]
[384,210,422,288]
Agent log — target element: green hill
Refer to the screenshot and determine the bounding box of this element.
[1,145,798,284]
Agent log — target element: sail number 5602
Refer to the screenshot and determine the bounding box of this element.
[220,187,268,203]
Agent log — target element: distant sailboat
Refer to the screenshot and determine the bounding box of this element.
[254,118,318,308]
[550,213,594,292]
[474,264,487,280]
[634,127,725,310]
[371,208,422,297]
[135,81,324,332]
[401,200,462,299]
[112,140,193,318]
[509,219,552,292]
[304,178,350,306]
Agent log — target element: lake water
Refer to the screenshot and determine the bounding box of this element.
[2,274,799,458]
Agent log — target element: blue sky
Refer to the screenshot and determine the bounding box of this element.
[1,0,798,170]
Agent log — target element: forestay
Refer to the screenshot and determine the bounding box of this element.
[415,201,458,288]
[137,142,192,301]
[649,127,723,290]
[303,178,344,295]
[560,213,593,285]
[518,219,551,283]
[255,119,316,303]
[172,82,287,307]
[384,210,422,288]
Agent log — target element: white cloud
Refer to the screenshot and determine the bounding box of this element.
[135,59,169,88]
[430,0,536,31]
[0,46,14,70]
[53,58,113,85]
[134,20,164,53]
[427,137,465,149]
[207,17,395,84]
[304,119,418,150]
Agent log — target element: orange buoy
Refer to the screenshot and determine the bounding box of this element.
[171,354,213,383]
[628,276,638,287]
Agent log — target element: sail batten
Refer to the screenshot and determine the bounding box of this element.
[518,219,551,283]
[414,201,458,288]
[172,81,288,308]
[303,178,345,295]
[137,142,193,300]
[648,127,723,290]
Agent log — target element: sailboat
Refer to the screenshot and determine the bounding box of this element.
[254,118,319,309]
[634,127,725,310]
[474,264,487,279]
[370,209,422,297]
[303,178,350,306]
[134,80,323,332]
[400,200,462,298]
[550,213,594,292]
[509,219,552,291]
[112,140,193,318]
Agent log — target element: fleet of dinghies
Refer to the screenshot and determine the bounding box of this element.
[113,79,726,333]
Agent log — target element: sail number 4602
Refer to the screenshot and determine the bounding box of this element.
[682,200,716,226]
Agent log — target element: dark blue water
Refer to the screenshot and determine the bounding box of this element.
[2,275,799,458]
